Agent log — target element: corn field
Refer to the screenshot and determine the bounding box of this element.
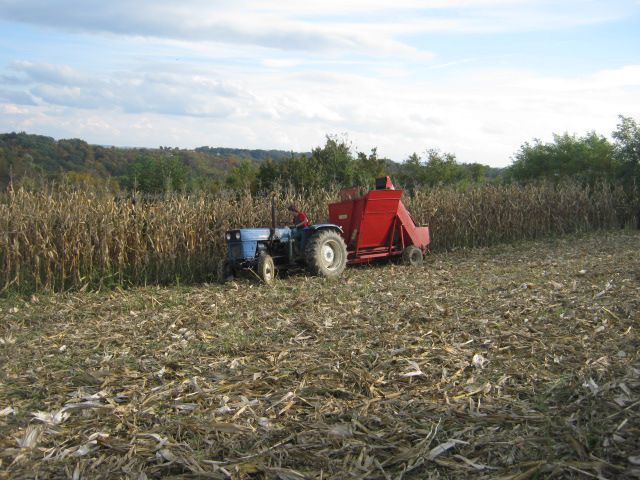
[0,182,637,293]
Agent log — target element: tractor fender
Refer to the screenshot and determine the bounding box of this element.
[305,223,343,234]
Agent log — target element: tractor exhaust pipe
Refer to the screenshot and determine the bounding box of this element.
[271,194,277,230]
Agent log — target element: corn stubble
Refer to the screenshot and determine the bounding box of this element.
[1,231,638,479]
[0,182,637,293]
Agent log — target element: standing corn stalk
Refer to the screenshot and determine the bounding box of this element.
[0,181,637,293]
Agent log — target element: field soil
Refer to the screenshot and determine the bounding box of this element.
[1,230,639,479]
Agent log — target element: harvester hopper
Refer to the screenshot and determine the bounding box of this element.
[329,176,430,265]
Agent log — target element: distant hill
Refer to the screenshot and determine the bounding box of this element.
[194,146,302,162]
[0,131,304,189]
[0,131,507,193]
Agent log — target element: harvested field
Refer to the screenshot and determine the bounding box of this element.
[1,230,639,479]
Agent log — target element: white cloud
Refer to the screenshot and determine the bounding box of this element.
[10,60,90,86]
[2,59,638,166]
[0,0,632,56]
[0,103,29,114]
[1,62,258,117]
[0,0,426,57]
[591,65,640,88]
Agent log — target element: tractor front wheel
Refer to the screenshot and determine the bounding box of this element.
[305,230,348,279]
[402,245,423,266]
[217,259,234,283]
[257,254,276,285]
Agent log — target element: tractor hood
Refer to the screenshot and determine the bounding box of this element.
[239,228,272,241]
[225,227,293,263]
[227,227,292,242]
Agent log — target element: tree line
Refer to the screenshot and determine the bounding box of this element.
[0,115,638,194]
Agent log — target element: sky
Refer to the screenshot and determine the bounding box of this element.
[0,0,639,167]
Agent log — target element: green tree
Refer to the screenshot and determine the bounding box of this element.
[463,163,490,183]
[613,115,640,186]
[310,135,355,187]
[398,152,424,189]
[63,171,105,190]
[0,148,8,188]
[398,149,488,189]
[354,148,388,187]
[255,136,365,191]
[509,132,617,183]
[124,154,189,194]
[422,149,466,186]
[256,158,282,190]
[226,160,258,191]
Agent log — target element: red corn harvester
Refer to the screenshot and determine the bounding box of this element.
[328,176,430,266]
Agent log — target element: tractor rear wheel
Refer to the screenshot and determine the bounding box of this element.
[402,245,423,266]
[305,230,347,279]
[257,254,276,285]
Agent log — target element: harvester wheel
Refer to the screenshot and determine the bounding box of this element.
[217,259,234,283]
[305,230,347,279]
[257,254,276,285]
[402,245,423,267]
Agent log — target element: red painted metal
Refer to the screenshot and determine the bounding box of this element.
[328,176,430,264]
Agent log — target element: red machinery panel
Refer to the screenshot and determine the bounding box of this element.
[356,189,403,248]
[398,203,430,248]
[328,197,363,248]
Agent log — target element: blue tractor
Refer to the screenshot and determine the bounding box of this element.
[218,201,348,284]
